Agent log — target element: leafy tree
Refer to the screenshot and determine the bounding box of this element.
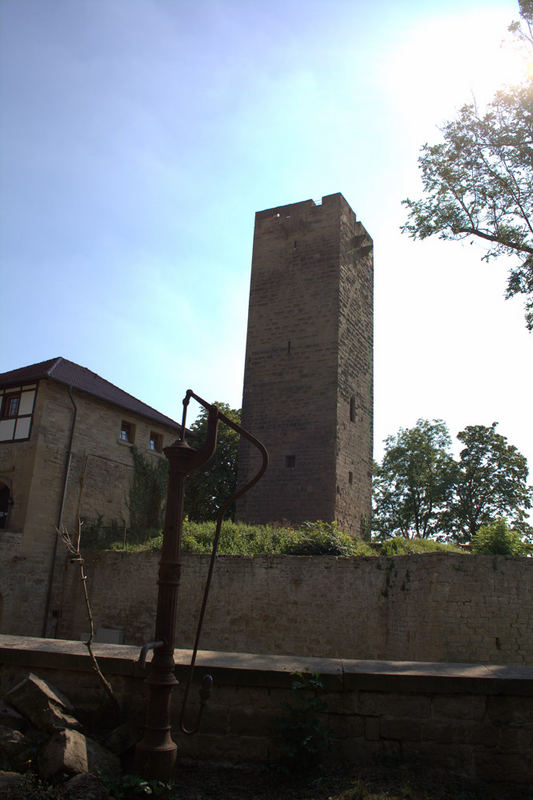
[372,419,455,539]
[402,2,533,328]
[373,419,532,544]
[472,518,532,556]
[184,403,241,521]
[441,423,532,542]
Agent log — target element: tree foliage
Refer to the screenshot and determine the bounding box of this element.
[372,419,455,540]
[472,518,532,556]
[442,423,532,541]
[373,419,532,542]
[402,2,533,327]
[184,403,241,521]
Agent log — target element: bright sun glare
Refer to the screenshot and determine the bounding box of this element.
[387,10,532,122]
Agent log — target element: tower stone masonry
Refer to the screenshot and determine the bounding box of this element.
[236,193,373,537]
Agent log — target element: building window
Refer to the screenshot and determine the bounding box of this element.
[2,393,20,418]
[285,455,296,469]
[349,471,353,485]
[120,421,135,443]
[149,432,163,452]
[0,385,36,442]
[350,396,356,422]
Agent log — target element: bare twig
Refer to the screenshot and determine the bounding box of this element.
[58,520,120,717]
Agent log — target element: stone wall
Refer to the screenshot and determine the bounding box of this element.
[57,552,533,666]
[1,635,532,786]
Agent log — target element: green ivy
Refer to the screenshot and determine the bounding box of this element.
[128,446,169,542]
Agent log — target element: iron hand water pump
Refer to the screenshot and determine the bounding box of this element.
[134,390,268,780]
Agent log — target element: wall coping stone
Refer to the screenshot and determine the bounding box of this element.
[1,635,533,696]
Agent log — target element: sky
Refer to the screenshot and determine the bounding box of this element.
[1,0,531,476]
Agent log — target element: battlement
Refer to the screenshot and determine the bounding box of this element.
[255,192,355,223]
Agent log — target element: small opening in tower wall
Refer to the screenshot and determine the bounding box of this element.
[350,396,356,422]
[349,471,353,485]
[285,455,296,469]
[287,340,291,354]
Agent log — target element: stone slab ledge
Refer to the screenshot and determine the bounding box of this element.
[1,635,532,695]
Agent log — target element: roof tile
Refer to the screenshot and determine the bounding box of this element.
[0,357,180,430]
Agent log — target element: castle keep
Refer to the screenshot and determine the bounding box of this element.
[237,193,373,536]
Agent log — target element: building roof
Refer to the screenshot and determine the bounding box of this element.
[0,357,180,430]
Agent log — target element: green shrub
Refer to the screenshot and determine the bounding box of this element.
[471,519,532,556]
[374,537,463,556]
[179,520,373,556]
[88,520,472,557]
[276,671,330,771]
[181,520,298,555]
[282,521,372,556]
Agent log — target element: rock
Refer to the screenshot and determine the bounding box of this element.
[0,701,26,731]
[0,770,26,790]
[3,673,81,732]
[103,722,139,755]
[3,673,74,712]
[0,725,34,770]
[61,772,111,798]
[39,729,120,780]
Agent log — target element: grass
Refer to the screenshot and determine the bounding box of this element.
[91,520,465,557]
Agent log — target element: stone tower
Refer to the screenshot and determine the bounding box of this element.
[236,193,373,537]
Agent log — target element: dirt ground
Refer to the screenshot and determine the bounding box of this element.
[169,761,533,800]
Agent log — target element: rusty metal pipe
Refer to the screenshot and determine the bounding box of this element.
[134,402,219,780]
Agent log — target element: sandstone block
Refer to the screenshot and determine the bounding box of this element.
[432,694,486,721]
[3,673,81,732]
[380,717,422,742]
[358,691,430,719]
[487,695,533,725]
[364,716,380,741]
[326,713,364,740]
[229,707,279,737]
[39,729,120,780]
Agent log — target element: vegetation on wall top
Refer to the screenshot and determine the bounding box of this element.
[90,519,464,557]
